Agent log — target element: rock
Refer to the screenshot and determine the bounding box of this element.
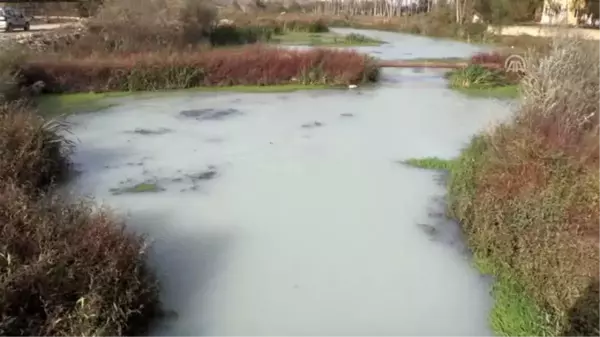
[218,19,234,27]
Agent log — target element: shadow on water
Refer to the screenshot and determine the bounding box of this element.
[126,211,233,336]
[562,280,600,336]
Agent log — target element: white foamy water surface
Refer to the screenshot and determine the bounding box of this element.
[65,29,514,335]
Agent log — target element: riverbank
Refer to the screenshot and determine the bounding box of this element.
[404,38,599,336]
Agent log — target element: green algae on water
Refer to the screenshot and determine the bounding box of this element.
[110,182,165,195]
[35,84,341,117]
[271,31,384,47]
[402,157,455,170]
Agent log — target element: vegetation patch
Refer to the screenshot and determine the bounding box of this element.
[271,31,383,46]
[0,99,160,335]
[445,63,520,98]
[402,157,454,170]
[0,102,72,193]
[110,182,165,195]
[0,183,160,336]
[453,84,520,99]
[21,46,379,93]
[446,65,515,89]
[475,256,552,337]
[447,38,599,336]
[191,84,335,92]
[34,92,127,117]
[35,84,336,116]
[210,25,275,46]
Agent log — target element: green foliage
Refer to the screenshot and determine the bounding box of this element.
[473,0,544,24]
[210,25,274,46]
[447,65,514,89]
[402,157,454,170]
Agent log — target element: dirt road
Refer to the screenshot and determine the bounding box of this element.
[488,25,600,40]
[0,23,72,41]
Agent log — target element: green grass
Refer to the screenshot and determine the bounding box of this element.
[402,157,455,170]
[453,84,520,99]
[35,84,336,117]
[405,142,554,336]
[445,65,520,99]
[35,92,127,117]
[271,31,383,46]
[474,256,553,337]
[189,84,333,92]
[110,182,164,195]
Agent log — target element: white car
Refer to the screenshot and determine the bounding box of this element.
[0,7,31,32]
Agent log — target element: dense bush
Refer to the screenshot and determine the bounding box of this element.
[448,37,599,336]
[282,18,329,33]
[0,46,161,336]
[21,46,379,92]
[84,0,216,52]
[0,44,30,101]
[209,25,275,46]
[473,0,544,24]
[0,182,159,336]
[0,102,71,193]
[222,14,329,34]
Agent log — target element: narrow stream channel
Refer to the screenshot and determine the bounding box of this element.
[66,29,515,335]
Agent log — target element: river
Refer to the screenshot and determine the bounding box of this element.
[65,28,514,335]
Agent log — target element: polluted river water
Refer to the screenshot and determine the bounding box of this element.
[65,29,515,335]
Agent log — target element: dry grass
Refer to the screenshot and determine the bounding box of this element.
[21,46,379,92]
[0,40,161,337]
[0,182,159,336]
[448,37,599,335]
[83,0,217,53]
[0,102,72,193]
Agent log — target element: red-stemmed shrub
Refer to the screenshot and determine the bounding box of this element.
[470,51,509,66]
[20,46,379,93]
[0,182,160,336]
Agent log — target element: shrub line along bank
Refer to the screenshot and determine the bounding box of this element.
[405,38,599,336]
[20,47,379,94]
